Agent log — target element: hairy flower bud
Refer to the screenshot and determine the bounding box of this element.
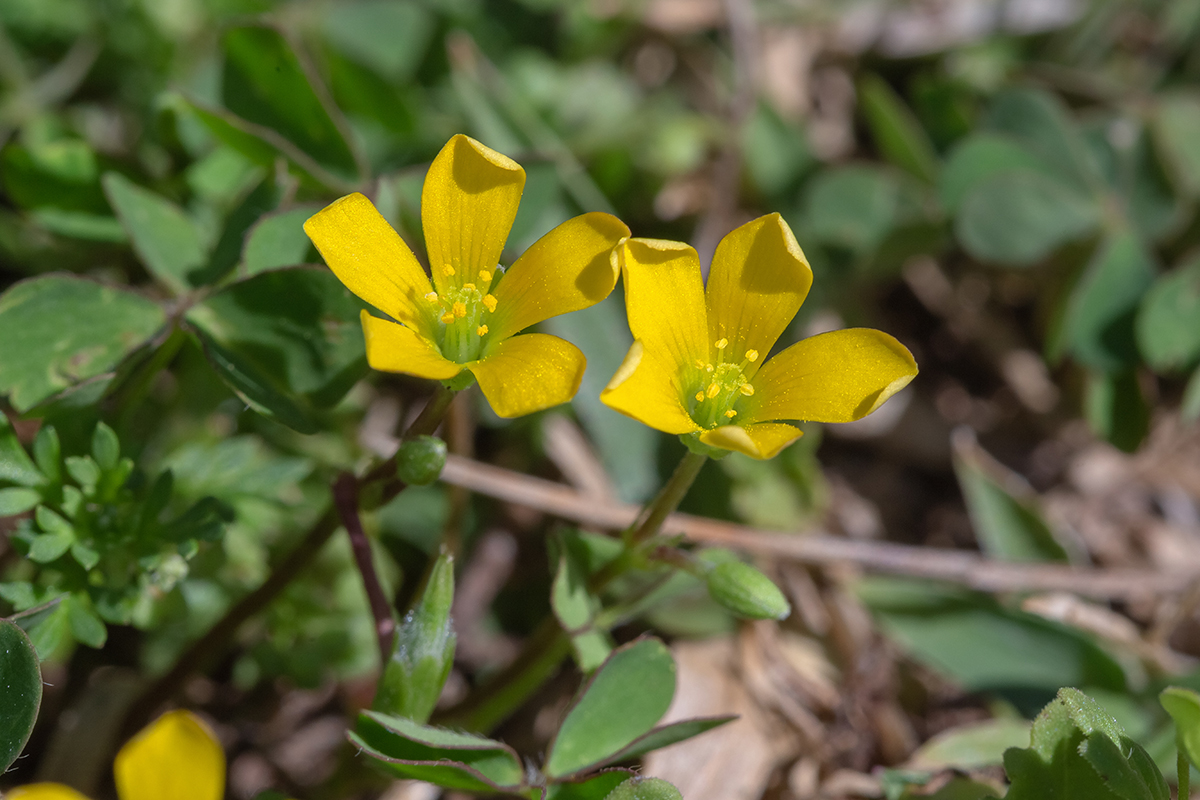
[705,561,791,621]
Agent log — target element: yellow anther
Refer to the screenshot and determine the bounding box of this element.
[695,391,705,402]
[746,349,759,363]
[739,383,755,397]
[706,382,720,399]
[452,302,467,318]
[715,338,728,350]
[477,324,489,336]
[440,312,455,324]
[482,294,498,313]
[695,359,706,369]
[705,364,714,372]
[724,409,738,418]
[424,291,438,302]
[443,265,455,276]
[479,270,492,283]
[464,282,476,291]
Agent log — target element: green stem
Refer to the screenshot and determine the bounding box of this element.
[628,450,707,545]
[1180,740,1191,800]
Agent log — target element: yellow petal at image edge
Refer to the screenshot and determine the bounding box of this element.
[600,340,702,436]
[422,134,525,293]
[619,238,709,373]
[699,422,803,460]
[303,193,433,331]
[745,328,917,424]
[470,333,586,418]
[706,213,812,369]
[488,212,629,340]
[5,784,92,800]
[361,311,463,380]
[113,710,224,800]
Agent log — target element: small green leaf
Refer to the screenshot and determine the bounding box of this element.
[32,426,60,485]
[546,771,635,800]
[28,529,72,563]
[939,134,1045,212]
[1161,687,1200,771]
[545,638,676,778]
[65,595,106,649]
[103,172,207,294]
[91,422,120,471]
[603,777,683,800]
[374,551,456,723]
[395,436,447,487]
[0,415,42,486]
[1085,370,1150,453]
[1153,93,1200,197]
[983,88,1101,192]
[1136,256,1200,372]
[908,718,1032,771]
[65,456,100,491]
[0,275,166,412]
[319,0,434,83]
[242,205,320,275]
[859,74,940,184]
[1063,232,1156,372]
[955,171,1099,266]
[803,166,899,255]
[186,267,367,433]
[0,487,40,516]
[705,561,791,620]
[1184,367,1200,422]
[551,533,611,671]
[600,716,736,765]
[0,618,42,771]
[351,711,524,791]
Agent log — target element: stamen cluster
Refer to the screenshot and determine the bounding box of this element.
[686,338,759,429]
[425,266,500,363]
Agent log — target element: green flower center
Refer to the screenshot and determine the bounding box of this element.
[685,338,758,429]
[427,267,499,363]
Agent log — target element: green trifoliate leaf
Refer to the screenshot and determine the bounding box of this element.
[705,561,790,621]
[604,777,683,800]
[373,551,455,722]
[0,618,42,771]
[395,436,447,487]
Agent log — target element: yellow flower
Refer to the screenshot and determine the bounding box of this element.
[304,134,630,418]
[601,214,918,459]
[7,710,225,800]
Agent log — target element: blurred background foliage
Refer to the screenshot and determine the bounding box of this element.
[4,0,1200,797]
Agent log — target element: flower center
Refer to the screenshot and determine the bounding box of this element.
[686,339,759,429]
[426,267,499,363]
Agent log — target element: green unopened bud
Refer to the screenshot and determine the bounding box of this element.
[705,561,791,621]
[395,435,447,486]
[374,551,456,722]
[605,777,683,800]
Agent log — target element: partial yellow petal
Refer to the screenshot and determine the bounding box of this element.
[600,340,702,435]
[113,710,224,800]
[488,212,630,340]
[304,193,434,333]
[422,134,525,293]
[744,328,917,424]
[5,784,91,800]
[470,333,585,418]
[699,422,803,460]
[620,238,708,374]
[362,311,463,379]
[706,213,812,371]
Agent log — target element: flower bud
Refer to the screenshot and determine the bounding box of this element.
[705,561,791,621]
[395,435,447,486]
[605,777,683,800]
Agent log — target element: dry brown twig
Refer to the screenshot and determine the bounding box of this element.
[438,454,1197,601]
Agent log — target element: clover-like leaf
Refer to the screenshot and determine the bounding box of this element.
[0,618,42,771]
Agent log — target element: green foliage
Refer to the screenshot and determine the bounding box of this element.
[1160,687,1200,772]
[603,777,683,800]
[102,172,208,294]
[0,618,41,771]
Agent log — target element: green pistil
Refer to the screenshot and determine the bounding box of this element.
[427,271,499,364]
[686,340,758,429]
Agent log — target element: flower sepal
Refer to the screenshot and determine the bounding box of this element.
[679,433,731,460]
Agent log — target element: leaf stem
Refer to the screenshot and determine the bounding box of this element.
[1180,740,1191,800]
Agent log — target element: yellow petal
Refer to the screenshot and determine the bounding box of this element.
[488,212,630,340]
[699,422,803,459]
[362,310,463,379]
[422,134,525,293]
[600,340,702,435]
[113,710,224,800]
[620,238,708,374]
[5,784,92,800]
[304,193,434,332]
[470,333,586,418]
[706,213,812,370]
[744,328,917,424]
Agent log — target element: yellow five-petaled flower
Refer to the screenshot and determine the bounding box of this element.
[601,214,918,459]
[9,710,227,800]
[304,134,630,418]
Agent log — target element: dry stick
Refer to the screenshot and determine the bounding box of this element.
[124,388,457,735]
[334,472,395,665]
[439,454,1197,601]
